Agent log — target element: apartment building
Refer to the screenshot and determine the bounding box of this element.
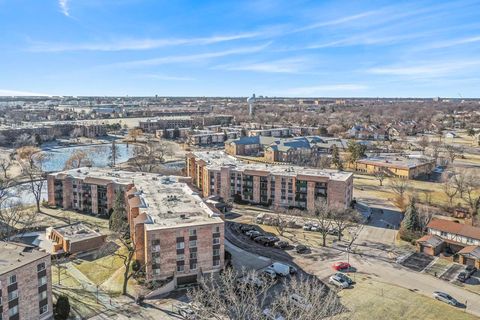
[47,168,224,285]
[186,151,353,211]
[0,242,53,320]
[139,115,233,133]
[47,169,126,216]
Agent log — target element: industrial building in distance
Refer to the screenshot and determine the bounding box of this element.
[0,241,52,320]
[47,168,224,285]
[186,151,353,211]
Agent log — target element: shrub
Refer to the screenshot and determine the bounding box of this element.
[54,295,70,320]
[132,260,141,272]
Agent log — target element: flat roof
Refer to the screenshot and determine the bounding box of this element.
[0,241,49,275]
[53,222,103,242]
[50,168,223,230]
[356,155,434,169]
[190,151,352,181]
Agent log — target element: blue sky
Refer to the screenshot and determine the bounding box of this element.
[1,0,480,97]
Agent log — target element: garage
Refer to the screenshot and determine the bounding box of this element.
[177,274,198,286]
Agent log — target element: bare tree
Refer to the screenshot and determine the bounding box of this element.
[17,148,49,213]
[188,268,347,320]
[128,128,143,142]
[107,140,120,168]
[452,169,467,198]
[330,208,361,241]
[389,178,410,211]
[0,157,13,179]
[0,200,37,241]
[463,172,480,215]
[309,199,332,247]
[374,167,388,186]
[63,149,93,169]
[430,140,441,164]
[444,144,462,164]
[130,140,172,172]
[442,177,458,209]
[417,136,429,155]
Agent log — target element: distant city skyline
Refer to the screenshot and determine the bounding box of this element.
[1,0,480,97]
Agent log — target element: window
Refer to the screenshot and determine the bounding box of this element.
[189,240,197,248]
[213,249,220,256]
[176,242,185,250]
[40,304,48,315]
[152,252,160,264]
[190,252,197,259]
[153,267,160,275]
[213,226,220,233]
[213,259,220,267]
[38,275,47,286]
[189,229,197,236]
[177,254,184,261]
[37,262,46,272]
[213,238,220,245]
[190,262,197,270]
[177,265,184,272]
[39,290,47,300]
[8,305,18,317]
[8,290,18,301]
[8,274,16,285]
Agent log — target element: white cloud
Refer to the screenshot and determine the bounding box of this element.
[283,84,367,96]
[138,74,195,81]
[423,35,480,50]
[216,58,307,74]
[0,89,53,96]
[111,43,271,68]
[367,60,480,77]
[59,0,70,17]
[29,32,262,52]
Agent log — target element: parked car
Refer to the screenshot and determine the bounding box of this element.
[457,271,470,283]
[254,236,270,245]
[274,241,289,249]
[177,305,196,319]
[329,275,350,289]
[260,268,277,281]
[247,230,263,239]
[269,262,297,276]
[335,272,354,285]
[303,223,312,231]
[262,308,285,320]
[433,291,458,306]
[465,265,478,276]
[289,294,312,311]
[240,225,255,233]
[265,236,280,245]
[296,245,309,254]
[236,275,264,288]
[328,228,341,236]
[332,262,352,272]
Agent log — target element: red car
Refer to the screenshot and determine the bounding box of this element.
[332,262,352,271]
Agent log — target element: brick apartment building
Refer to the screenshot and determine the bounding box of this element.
[349,155,436,179]
[186,151,353,211]
[47,168,224,285]
[139,115,233,133]
[0,242,53,320]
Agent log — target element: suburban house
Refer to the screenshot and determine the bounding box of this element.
[417,218,480,267]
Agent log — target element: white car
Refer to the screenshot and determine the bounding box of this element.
[262,308,285,320]
[433,291,458,306]
[289,294,313,311]
[329,275,350,289]
[261,267,277,280]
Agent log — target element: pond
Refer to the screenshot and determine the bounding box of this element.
[41,143,135,172]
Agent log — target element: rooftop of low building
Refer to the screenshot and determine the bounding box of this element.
[0,241,49,275]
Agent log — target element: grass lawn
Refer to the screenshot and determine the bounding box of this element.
[338,276,477,320]
[75,243,128,285]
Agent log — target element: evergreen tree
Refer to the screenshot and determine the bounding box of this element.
[401,197,420,231]
[55,295,70,320]
[331,145,343,170]
[109,190,128,233]
[162,128,169,139]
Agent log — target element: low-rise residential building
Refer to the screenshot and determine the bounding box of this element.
[47,168,224,285]
[46,222,106,255]
[417,218,480,267]
[186,151,353,210]
[350,155,435,179]
[0,242,53,320]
